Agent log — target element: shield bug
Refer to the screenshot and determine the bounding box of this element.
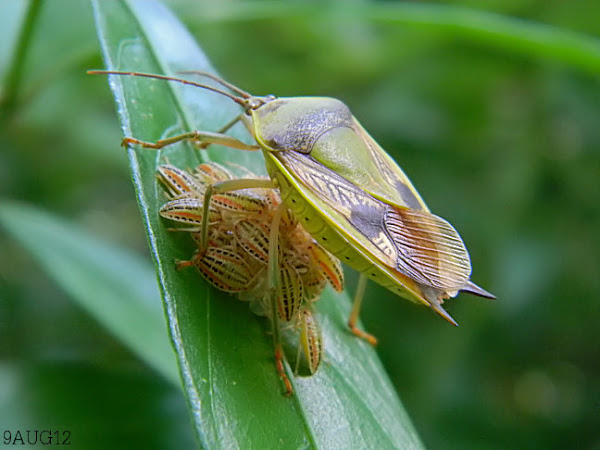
[91,69,494,390]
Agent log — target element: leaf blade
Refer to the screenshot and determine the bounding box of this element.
[92,0,424,447]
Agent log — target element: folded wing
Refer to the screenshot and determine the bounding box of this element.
[384,206,471,291]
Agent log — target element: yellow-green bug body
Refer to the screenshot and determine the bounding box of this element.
[248,96,494,324]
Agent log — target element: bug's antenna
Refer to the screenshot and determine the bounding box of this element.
[177,70,252,99]
[87,70,247,106]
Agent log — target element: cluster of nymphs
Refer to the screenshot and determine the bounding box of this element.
[157,162,344,376]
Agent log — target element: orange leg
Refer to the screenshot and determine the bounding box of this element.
[175,259,195,270]
[274,344,293,396]
[348,274,378,346]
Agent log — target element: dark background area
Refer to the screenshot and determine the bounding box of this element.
[1,1,598,448]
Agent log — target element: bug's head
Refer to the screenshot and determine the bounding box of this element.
[87,69,276,112]
[244,94,276,112]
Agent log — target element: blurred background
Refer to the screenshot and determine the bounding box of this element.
[1,0,598,448]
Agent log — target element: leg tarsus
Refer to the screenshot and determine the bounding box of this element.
[348,322,378,346]
[122,136,160,149]
[175,259,194,271]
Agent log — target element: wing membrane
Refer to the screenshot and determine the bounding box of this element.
[385,207,471,290]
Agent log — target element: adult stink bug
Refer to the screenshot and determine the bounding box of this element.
[91,69,494,391]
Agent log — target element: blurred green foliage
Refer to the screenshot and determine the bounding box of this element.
[1,0,598,448]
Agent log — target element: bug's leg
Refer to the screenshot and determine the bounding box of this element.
[175,259,194,270]
[199,178,274,254]
[122,130,259,151]
[294,337,303,376]
[267,201,293,395]
[174,252,202,270]
[196,114,245,149]
[348,273,378,346]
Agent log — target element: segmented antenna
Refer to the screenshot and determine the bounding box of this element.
[87,70,247,106]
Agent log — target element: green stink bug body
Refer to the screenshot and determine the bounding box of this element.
[248,96,494,325]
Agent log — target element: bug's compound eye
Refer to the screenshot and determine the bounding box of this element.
[246,95,277,111]
[245,97,262,111]
[248,98,260,108]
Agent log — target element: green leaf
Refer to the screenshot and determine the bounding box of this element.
[0,200,179,386]
[92,0,423,448]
